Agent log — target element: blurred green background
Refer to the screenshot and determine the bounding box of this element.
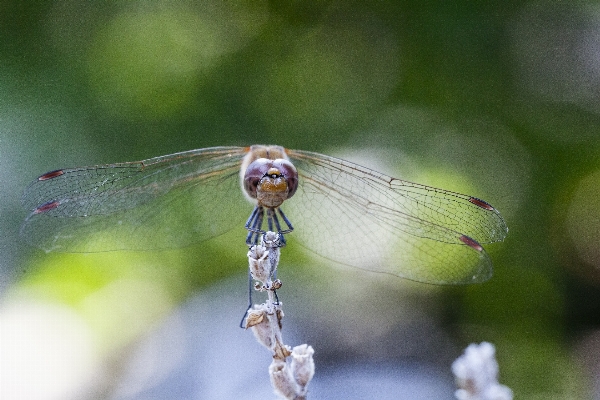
[1,1,599,399]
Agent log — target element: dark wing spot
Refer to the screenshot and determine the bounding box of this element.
[468,197,494,211]
[38,170,65,181]
[34,201,61,214]
[460,235,483,252]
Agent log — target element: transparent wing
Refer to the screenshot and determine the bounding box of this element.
[285,149,508,284]
[21,147,251,252]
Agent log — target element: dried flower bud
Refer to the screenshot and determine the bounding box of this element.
[452,342,512,400]
[262,232,281,274]
[291,344,315,389]
[248,307,274,349]
[247,244,271,283]
[272,279,283,290]
[244,308,265,328]
[269,359,298,399]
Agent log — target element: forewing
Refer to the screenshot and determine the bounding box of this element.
[21,147,251,252]
[285,149,508,284]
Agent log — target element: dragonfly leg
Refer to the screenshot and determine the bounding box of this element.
[277,208,294,233]
[245,206,264,245]
[267,208,274,232]
[267,209,287,246]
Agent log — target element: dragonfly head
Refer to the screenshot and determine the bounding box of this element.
[243,158,298,208]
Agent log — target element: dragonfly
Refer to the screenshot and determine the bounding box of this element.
[21,145,508,284]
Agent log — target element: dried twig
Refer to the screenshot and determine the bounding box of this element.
[244,232,315,399]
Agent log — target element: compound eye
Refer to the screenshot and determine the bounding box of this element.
[245,177,260,198]
[243,158,271,199]
[272,159,298,199]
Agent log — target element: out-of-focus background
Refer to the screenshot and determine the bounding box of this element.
[1,1,599,399]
